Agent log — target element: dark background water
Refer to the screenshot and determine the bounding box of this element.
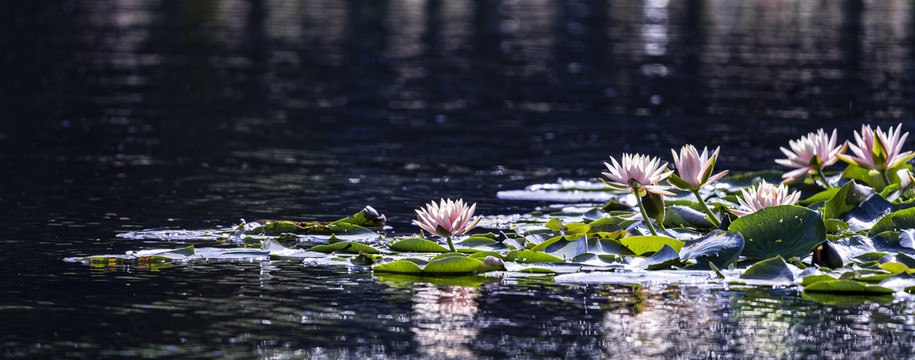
[3,0,915,358]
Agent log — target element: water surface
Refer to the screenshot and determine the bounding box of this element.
[3,0,915,358]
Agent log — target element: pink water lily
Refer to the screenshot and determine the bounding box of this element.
[775,129,847,184]
[602,153,674,196]
[669,145,728,191]
[732,180,801,217]
[837,124,914,171]
[414,199,480,251]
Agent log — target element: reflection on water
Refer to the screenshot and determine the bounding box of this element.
[412,284,480,358]
[4,0,915,358]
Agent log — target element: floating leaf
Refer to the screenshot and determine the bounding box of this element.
[800,274,837,286]
[679,231,744,268]
[421,256,489,274]
[389,238,449,253]
[801,292,895,306]
[868,207,915,237]
[373,273,494,287]
[728,205,825,259]
[664,205,714,229]
[799,188,840,206]
[845,195,895,233]
[505,250,565,263]
[804,279,895,294]
[457,236,499,247]
[739,256,796,282]
[628,245,682,270]
[332,206,387,227]
[372,259,425,273]
[879,271,915,291]
[571,253,624,267]
[308,241,382,254]
[824,180,873,220]
[619,236,685,256]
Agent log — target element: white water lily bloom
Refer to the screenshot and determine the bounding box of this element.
[732,180,801,217]
[602,153,675,195]
[413,198,480,238]
[775,129,847,183]
[899,169,915,189]
[669,145,728,191]
[837,124,914,171]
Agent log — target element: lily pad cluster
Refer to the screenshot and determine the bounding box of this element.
[66,124,915,303]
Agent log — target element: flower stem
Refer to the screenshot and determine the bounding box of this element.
[634,188,659,236]
[814,169,834,189]
[692,190,721,227]
[446,236,456,252]
[880,170,892,189]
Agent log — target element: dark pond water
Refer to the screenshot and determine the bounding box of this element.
[4,0,915,358]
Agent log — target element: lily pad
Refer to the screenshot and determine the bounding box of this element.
[868,207,915,237]
[739,256,796,283]
[504,250,565,263]
[845,195,895,233]
[619,236,685,256]
[728,205,826,259]
[824,180,873,220]
[678,231,744,268]
[804,279,895,294]
[308,241,382,254]
[389,238,450,253]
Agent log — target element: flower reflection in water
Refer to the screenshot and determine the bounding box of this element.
[599,287,720,358]
[411,284,480,358]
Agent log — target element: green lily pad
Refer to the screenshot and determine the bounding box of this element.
[801,292,895,306]
[728,205,826,259]
[504,250,565,263]
[879,271,915,291]
[800,274,837,286]
[389,238,449,253]
[804,279,895,294]
[679,231,744,268]
[739,256,796,282]
[845,195,895,233]
[824,180,873,220]
[619,236,685,256]
[372,259,426,273]
[664,205,715,229]
[308,241,382,254]
[628,245,682,270]
[799,188,840,206]
[868,207,915,237]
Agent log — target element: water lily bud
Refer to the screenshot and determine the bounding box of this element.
[481,256,505,270]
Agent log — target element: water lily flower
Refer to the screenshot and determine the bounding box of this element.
[837,124,914,171]
[732,180,801,217]
[602,153,673,236]
[414,198,480,252]
[899,169,914,190]
[774,129,847,186]
[669,145,728,191]
[669,145,728,227]
[602,153,674,196]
